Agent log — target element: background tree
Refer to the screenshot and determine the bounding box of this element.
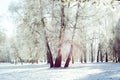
[6,0,120,67]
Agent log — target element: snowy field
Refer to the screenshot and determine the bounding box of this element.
[0,62,120,80]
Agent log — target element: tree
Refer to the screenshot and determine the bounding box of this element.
[8,0,120,67]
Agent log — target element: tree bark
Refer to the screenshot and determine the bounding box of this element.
[84,51,87,63]
[54,1,66,68]
[105,51,108,62]
[80,54,83,63]
[113,47,117,62]
[115,52,118,63]
[54,49,62,67]
[64,45,73,68]
[64,54,71,68]
[97,49,99,62]
[100,50,103,62]
[118,52,120,63]
[45,32,54,68]
[91,43,94,62]
[39,0,54,68]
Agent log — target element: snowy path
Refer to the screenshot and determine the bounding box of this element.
[0,62,120,80]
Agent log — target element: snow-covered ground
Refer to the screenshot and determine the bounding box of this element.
[0,62,120,80]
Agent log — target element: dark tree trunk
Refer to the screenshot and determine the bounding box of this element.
[40,0,54,68]
[54,1,65,68]
[44,31,54,68]
[54,49,62,67]
[118,57,120,62]
[91,43,94,63]
[115,52,118,63]
[54,55,62,67]
[42,16,54,67]
[118,52,120,63]
[97,49,99,62]
[46,41,54,68]
[84,51,87,63]
[91,52,94,62]
[80,54,83,63]
[64,45,73,68]
[113,46,117,62]
[100,50,103,62]
[105,51,108,62]
[113,49,117,62]
[64,54,71,68]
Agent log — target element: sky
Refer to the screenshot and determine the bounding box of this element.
[0,0,16,37]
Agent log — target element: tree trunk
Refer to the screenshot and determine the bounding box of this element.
[72,55,74,64]
[54,1,66,68]
[64,45,73,68]
[54,49,62,67]
[105,51,108,62]
[46,38,54,68]
[100,50,103,62]
[115,52,118,63]
[97,49,99,62]
[91,43,94,62]
[80,54,83,63]
[118,57,120,63]
[64,54,71,68]
[54,55,62,67]
[44,30,54,68]
[113,49,117,62]
[118,52,120,63]
[84,51,87,63]
[40,2,54,67]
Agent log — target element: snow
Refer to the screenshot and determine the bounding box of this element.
[0,62,120,80]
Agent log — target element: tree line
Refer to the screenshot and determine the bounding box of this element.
[0,0,120,68]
